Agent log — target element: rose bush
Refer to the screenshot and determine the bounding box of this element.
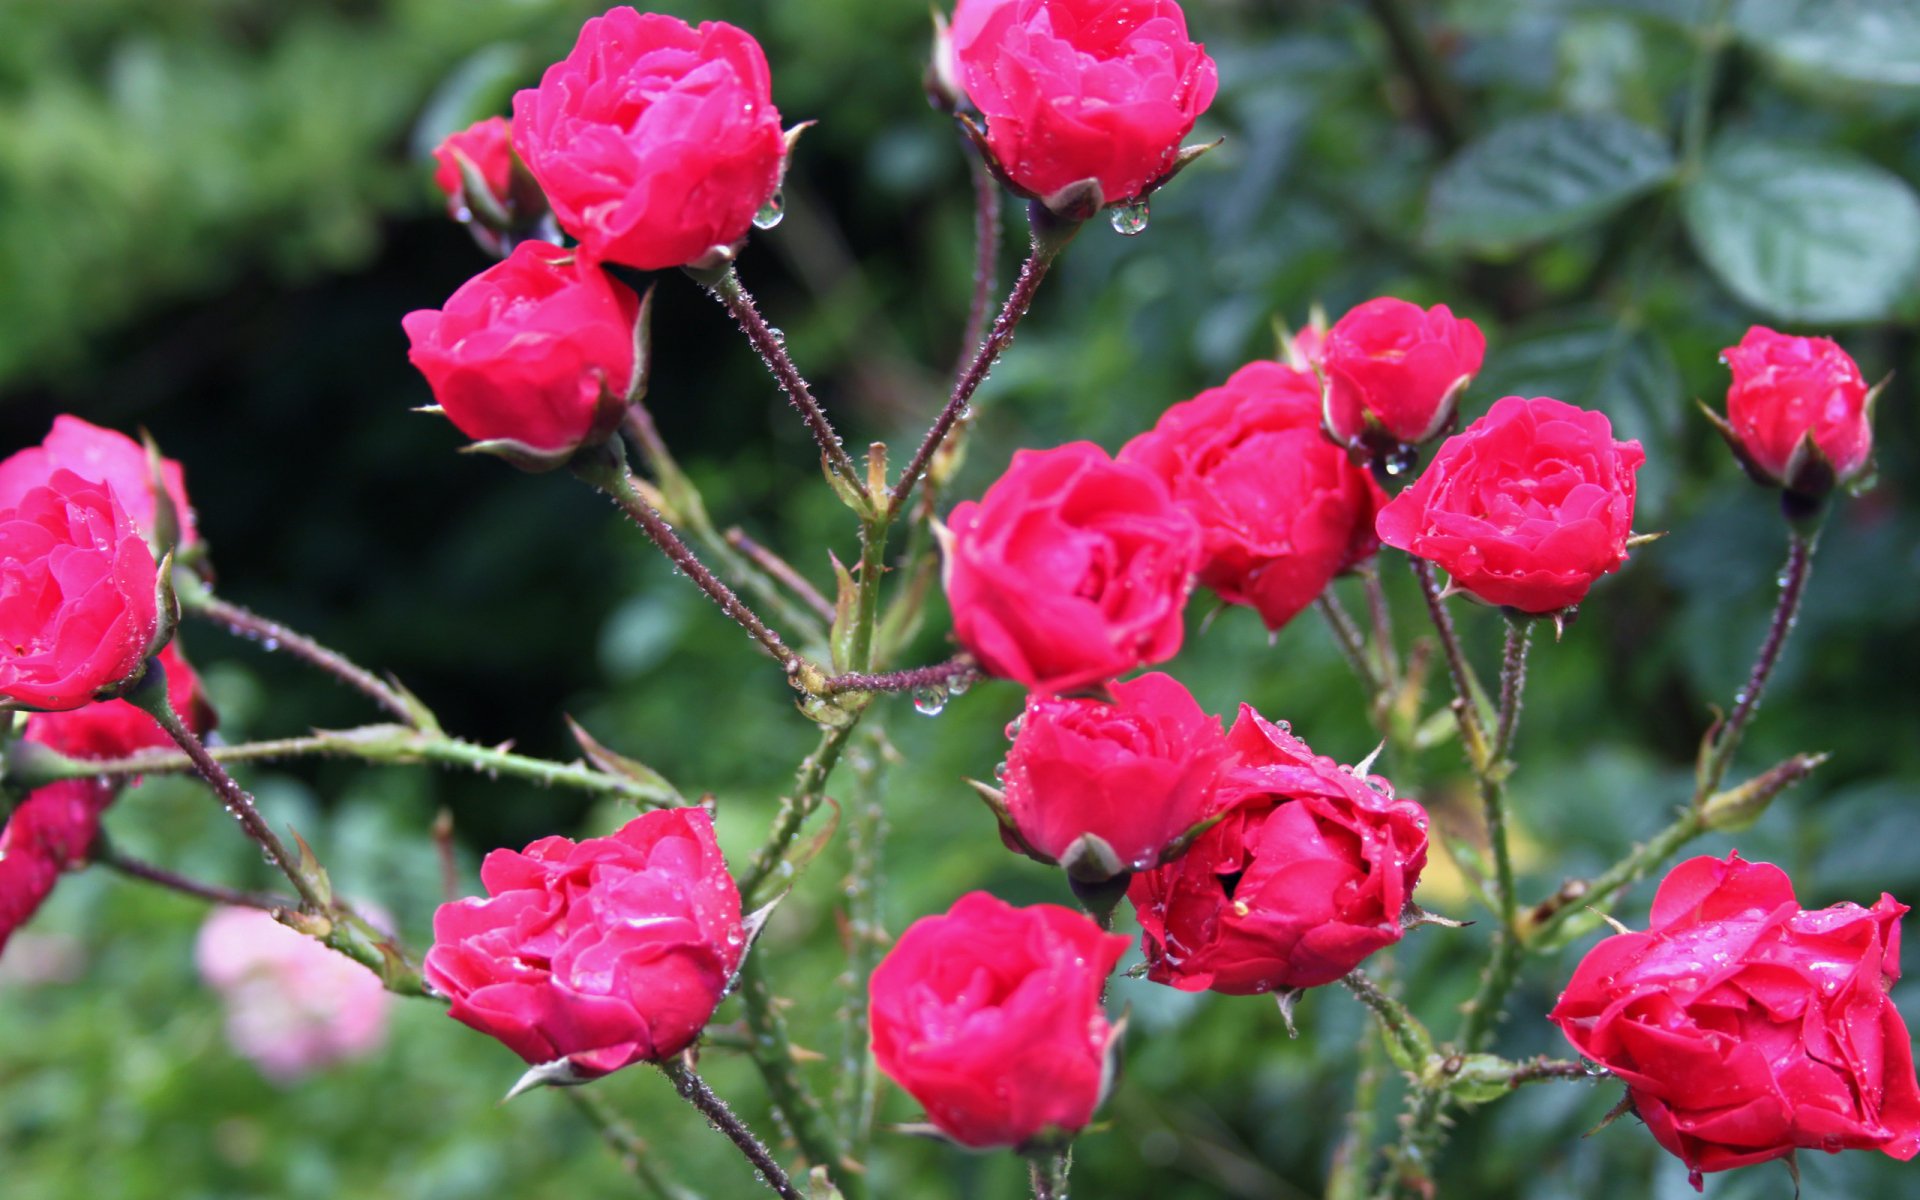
[1122,359,1385,631]
[868,891,1128,1148]
[1375,395,1644,613]
[940,441,1200,693]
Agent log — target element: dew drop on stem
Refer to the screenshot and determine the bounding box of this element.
[911,685,947,716]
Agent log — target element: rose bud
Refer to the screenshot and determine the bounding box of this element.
[197,905,394,1083]
[1708,325,1878,500]
[0,470,160,711]
[951,0,1218,214]
[0,415,199,552]
[940,442,1201,694]
[1122,360,1386,632]
[1321,297,1486,454]
[1129,707,1429,994]
[403,241,644,469]
[424,807,745,1081]
[996,672,1231,880]
[869,891,1128,1149]
[512,9,786,271]
[431,117,515,217]
[1375,396,1644,615]
[1551,852,1920,1189]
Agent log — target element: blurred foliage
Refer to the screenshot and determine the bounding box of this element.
[4,0,1920,1198]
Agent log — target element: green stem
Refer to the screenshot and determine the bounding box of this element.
[9,725,680,807]
[835,729,890,1154]
[659,1059,805,1200]
[564,1087,697,1200]
[738,723,859,908]
[1530,807,1707,948]
[1317,591,1382,694]
[735,955,865,1200]
[1341,969,1435,1068]
[1493,619,1532,761]
[96,840,292,912]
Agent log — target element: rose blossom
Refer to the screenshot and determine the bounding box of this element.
[1,642,214,953]
[0,414,199,550]
[1129,707,1429,993]
[1551,853,1920,1188]
[941,442,1200,693]
[952,0,1218,207]
[512,9,786,270]
[403,240,641,464]
[869,891,1128,1148]
[999,671,1231,878]
[431,117,517,217]
[1122,360,1386,631]
[0,469,159,711]
[1321,297,1486,450]
[197,905,394,1083]
[1717,325,1875,494]
[425,807,744,1076]
[1375,396,1644,614]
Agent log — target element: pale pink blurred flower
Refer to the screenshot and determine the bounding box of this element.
[196,906,392,1083]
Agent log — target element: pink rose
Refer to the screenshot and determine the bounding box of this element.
[425,807,744,1076]
[512,9,786,270]
[941,442,1201,694]
[1716,325,1875,496]
[999,671,1231,878]
[1123,360,1386,631]
[1375,396,1644,614]
[1321,297,1486,451]
[197,905,394,1083]
[1551,853,1920,1188]
[953,0,1218,207]
[402,241,642,466]
[0,469,159,711]
[869,891,1128,1148]
[0,415,198,550]
[431,117,516,217]
[1129,707,1429,993]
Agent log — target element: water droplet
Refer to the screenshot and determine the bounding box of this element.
[947,673,971,698]
[993,760,1009,781]
[767,327,786,348]
[752,191,786,230]
[1108,199,1149,236]
[912,686,947,716]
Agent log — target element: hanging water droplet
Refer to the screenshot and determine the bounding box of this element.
[912,685,947,716]
[752,191,786,230]
[767,327,786,348]
[947,673,971,698]
[1108,199,1149,236]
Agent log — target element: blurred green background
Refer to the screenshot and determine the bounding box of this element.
[3,0,1919,1197]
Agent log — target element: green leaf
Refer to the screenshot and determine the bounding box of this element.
[1682,136,1920,322]
[1734,0,1920,93]
[1426,113,1676,254]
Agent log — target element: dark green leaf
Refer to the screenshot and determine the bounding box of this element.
[1734,0,1920,93]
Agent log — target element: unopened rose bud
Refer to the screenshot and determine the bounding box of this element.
[1321,298,1486,457]
[1700,752,1828,832]
[1706,326,1879,505]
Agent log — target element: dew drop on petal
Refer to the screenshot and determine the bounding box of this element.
[752,191,786,230]
[1109,200,1149,236]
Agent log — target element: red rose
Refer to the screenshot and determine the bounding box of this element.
[424,807,744,1076]
[431,117,517,216]
[0,415,199,550]
[1000,671,1230,878]
[512,9,785,271]
[869,891,1128,1148]
[1321,298,1486,450]
[1122,361,1386,631]
[1375,396,1644,614]
[1716,325,1875,495]
[403,241,642,466]
[0,469,159,711]
[1551,853,1920,1188]
[952,0,1218,207]
[941,442,1200,693]
[1,642,213,953]
[1129,707,1428,993]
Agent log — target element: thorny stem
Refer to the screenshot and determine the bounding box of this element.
[956,149,1003,387]
[835,729,890,1155]
[16,725,679,807]
[735,955,866,1200]
[1700,528,1817,799]
[1493,619,1533,761]
[1409,558,1485,740]
[574,443,805,679]
[822,658,976,696]
[564,1087,693,1200]
[1361,563,1400,684]
[727,527,837,623]
[184,587,434,731]
[1530,807,1707,947]
[660,1059,805,1200]
[1341,969,1433,1069]
[1505,1058,1593,1088]
[739,723,859,908]
[1317,591,1382,694]
[705,267,867,503]
[96,840,292,912]
[1364,0,1466,152]
[887,208,1081,520]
